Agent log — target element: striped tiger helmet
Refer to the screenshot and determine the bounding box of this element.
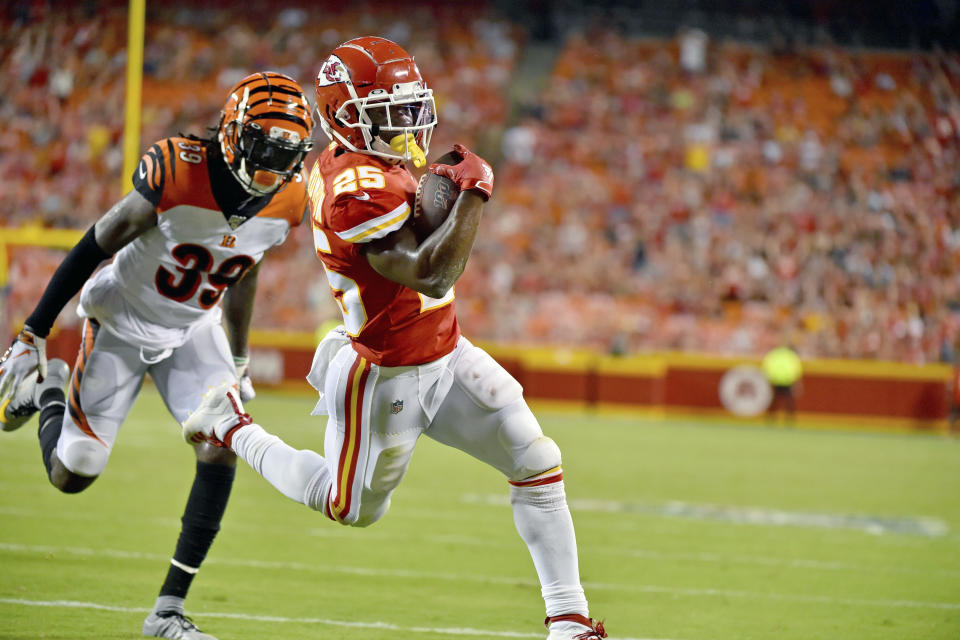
[219,72,314,196]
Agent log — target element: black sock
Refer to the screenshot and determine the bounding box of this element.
[159,461,236,598]
[37,388,66,476]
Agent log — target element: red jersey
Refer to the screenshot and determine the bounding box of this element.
[308,143,459,366]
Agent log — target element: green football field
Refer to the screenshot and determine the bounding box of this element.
[1,387,958,640]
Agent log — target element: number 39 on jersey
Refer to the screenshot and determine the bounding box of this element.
[154,243,254,309]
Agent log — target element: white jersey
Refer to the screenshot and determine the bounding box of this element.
[77,137,307,350]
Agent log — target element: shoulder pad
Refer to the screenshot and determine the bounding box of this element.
[327,191,411,243]
[133,138,208,207]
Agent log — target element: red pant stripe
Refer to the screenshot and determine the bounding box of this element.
[509,468,563,487]
[332,355,371,522]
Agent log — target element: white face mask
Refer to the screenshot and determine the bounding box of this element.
[321,81,437,166]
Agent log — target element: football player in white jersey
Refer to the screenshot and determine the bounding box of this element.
[0,72,314,640]
[183,38,607,640]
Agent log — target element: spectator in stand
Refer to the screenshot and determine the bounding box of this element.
[3,4,960,365]
[476,28,960,364]
[1,1,521,334]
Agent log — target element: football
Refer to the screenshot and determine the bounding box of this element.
[413,150,462,236]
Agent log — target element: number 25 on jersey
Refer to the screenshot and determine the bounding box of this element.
[332,166,385,196]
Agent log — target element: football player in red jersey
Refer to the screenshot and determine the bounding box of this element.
[183,38,607,640]
[0,72,314,640]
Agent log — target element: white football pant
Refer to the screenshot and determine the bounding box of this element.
[56,319,235,477]
[231,332,589,618]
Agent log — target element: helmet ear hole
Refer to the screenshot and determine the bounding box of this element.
[220,121,238,163]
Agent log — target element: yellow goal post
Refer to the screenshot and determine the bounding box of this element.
[1,0,144,339]
[0,228,84,340]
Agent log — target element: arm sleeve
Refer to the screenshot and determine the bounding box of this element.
[25,226,112,337]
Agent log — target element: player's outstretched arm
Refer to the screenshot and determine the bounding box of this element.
[92,188,158,253]
[364,145,494,299]
[222,261,261,401]
[363,190,485,298]
[1,190,156,394]
[25,189,157,336]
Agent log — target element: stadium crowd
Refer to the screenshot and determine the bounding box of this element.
[468,31,960,363]
[1,1,521,336]
[2,3,959,363]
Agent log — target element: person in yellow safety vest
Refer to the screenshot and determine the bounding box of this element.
[762,344,803,426]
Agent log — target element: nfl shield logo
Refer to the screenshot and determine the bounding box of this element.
[390,399,404,414]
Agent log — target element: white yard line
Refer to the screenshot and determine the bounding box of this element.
[616,547,960,578]
[0,598,669,640]
[1,542,957,611]
[312,527,960,579]
[460,494,949,537]
[3,504,955,579]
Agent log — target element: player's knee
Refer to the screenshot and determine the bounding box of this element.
[60,439,109,479]
[336,443,409,527]
[352,498,390,528]
[510,435,562,482]
[326,489,390,527]
[371,442,414,493]
[330,488,391,528]
[498,405,562,480]
[329,505,385,528]
[49,453,99,494]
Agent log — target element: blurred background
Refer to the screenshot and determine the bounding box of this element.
[2,0,959,424]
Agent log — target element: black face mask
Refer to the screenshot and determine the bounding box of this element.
[239,127,309,175]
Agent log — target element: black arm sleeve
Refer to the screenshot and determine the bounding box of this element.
[25,226,112,338]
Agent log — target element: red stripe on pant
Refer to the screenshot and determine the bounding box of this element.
[509,471,563,487]
[331,355,371,523]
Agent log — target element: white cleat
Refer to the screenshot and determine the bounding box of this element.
[0,359,70,432]
[142,610,218,640]
[182,382,251,448]
[545,614,608,640]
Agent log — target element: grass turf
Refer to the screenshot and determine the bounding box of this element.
[1,387,958,640]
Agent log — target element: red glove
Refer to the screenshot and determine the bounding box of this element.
[429,143,494,201]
